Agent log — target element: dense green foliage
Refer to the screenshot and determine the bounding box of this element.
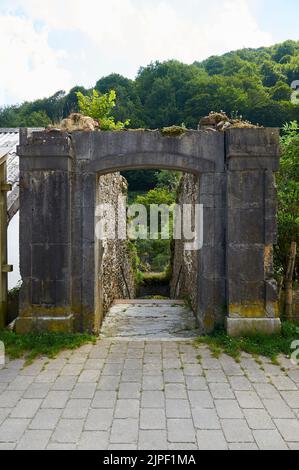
[195,322,299,363]
[276,122,299,277]
[1,40,299,128]
[129,186,177,273]
[76,89,129,130]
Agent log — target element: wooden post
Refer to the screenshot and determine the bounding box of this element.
[0,156,12,329]
[285,241,297,321]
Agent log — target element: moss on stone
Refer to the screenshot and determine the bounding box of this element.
[160,126,188,136]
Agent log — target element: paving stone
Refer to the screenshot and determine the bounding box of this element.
[102,364,123,376]
[229,442,258,450]
[164,369,185,383]
[44,359,66,371]
[52,419,84,443]
[235,391,264,409]
[51,376,77,391]
[182,364,203,376]
[253,430,288,450]
[209,382,234,399]
[165,383,187,399]
[288,370,299,383]
[139,430,167,450]
[143,364,163,375]
[188,390,214,408]
[263,398,295,418]
[205,370,228,383]
[281,391,299,408]
[35,371,59,383]
[185,376,208,390]
[62,399,91,419]
[243,409,275,430]
[78,370,101,383]
[29,409,62,430]
[118,382,141,399]
[215,400,243,419]
[168,442,198,450]
[16,430,51,450]
[8,375,34,391]
[274,419,299,441]
[84,359,105,370]
[77,431,109,450]
[167,418,196,443]
[0,383,7,393]
[0,408,10,426]
[85,409,114,431]
[60,364,83,376]
[42,391,70,409]
[142,375,163,390]
[201,358,222,370]
[0,443,16,449]
[115,399,139,418]
[92,391,117,408]
[221,419,254,443]
[0,390,22,407]
[165,399,191,418]
[288,443,299,450]
[197,430,228,450]
[71,383,96,399]
[110,419,139,444]
[253,382,280,399]
[47,443,77,450]
[23,383,51,399]
[141,391,164,408]
[121,370,142,382]
[192,408,221,430]
[229,376,253,391]
[10,398,42,418]
[271,376,298,391]
[0,418,30,442]
[140,409,166,429]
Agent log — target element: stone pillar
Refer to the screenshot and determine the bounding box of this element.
[225,128,281,336]
[15,130,74,333]
[198,172,226,332]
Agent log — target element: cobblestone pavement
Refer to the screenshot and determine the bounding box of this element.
[0,303,299,450]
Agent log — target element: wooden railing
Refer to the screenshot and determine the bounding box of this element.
[0,155,13,329]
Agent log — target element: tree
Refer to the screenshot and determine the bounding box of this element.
[275,121,299,279]
[76,89,129,130]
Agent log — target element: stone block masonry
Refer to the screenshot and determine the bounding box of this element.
[15,128,280,336]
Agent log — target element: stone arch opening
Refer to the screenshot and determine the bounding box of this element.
[16,128,281,336]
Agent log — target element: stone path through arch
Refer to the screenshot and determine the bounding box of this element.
[100,300,199,340]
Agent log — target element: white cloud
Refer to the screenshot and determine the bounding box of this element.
[0,15,71,105]
[0,0,273,104]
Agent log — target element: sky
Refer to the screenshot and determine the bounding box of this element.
[0,0,298,106]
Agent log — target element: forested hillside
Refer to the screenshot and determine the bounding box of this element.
[1,40,299,129]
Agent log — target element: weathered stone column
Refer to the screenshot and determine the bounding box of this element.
[15,130,74,333]
[225,128,281,336]
[198,172,226,332]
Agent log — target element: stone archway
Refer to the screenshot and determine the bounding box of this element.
[16,127,280,336]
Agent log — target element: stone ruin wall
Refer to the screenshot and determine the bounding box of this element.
[170,173,200,316]
[97,173,136,315]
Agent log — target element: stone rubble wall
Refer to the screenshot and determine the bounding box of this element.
[97,173,136,315]
[170,173,200,316]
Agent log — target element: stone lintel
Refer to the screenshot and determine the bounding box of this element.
[226,317,281,337]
